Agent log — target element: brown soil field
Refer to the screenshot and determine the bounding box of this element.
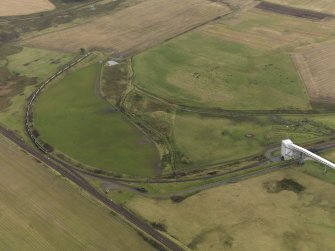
[265,0,335,15]
[0,0,55,17]
[0,134,154,251]
[256,1,333,20]
[198,8,335,50]
[126,166,335,250]
[292,40,335,105]
[25,0,231,54]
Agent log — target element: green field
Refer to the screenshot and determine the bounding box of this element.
[0,135,154,251]
[173,113,334,168]
[7,47,75,82]
[122,162,335,250]
[0,47,75,139]
[133,32,310,110]
[34,63,159,177]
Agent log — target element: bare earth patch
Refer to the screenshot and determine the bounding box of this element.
[292,40,335,105]
[25,0,231,54]
[0,0,55,17]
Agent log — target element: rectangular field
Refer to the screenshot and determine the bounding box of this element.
[0,0,55,17]
[125,163,335,250]
[133,31,310,110]
[0,135,154,251]
[199,8,335,50]
[292,40,335,106]
[25,0,231,54]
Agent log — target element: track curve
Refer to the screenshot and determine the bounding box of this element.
[0,125,184,251]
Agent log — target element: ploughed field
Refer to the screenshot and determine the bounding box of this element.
[292,40,335,107]
[25,0,230,54]
[34,62,159,177]
[0,0,55,17]
[0,135,154,251]
[200,8,335,50]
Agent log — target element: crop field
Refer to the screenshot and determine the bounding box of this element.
[125,163,335,250]
[133,32,309,110]
[34,62,159,177]
[265,0,335,15]
[172,113,334,168]
[0,135,154,251]
[292,40,335,107]
[25,0,230,54]
[199,8,335,50]
[0,0,55,17]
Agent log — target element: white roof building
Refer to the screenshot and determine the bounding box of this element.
[106,60,119,66]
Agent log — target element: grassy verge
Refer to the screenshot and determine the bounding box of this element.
[295,161,335,185]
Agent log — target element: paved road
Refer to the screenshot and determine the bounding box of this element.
[0,126,184,251]
[265,147,281,162]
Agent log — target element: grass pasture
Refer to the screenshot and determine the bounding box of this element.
[133,8,335,111]
[0,135,154,251]
[0,47,75,139]
[34,63,159,177]
[0,0,55,17]
[125,163,335,250]
[265,0,335,15]
[292,40,335,108]
[173,113,334,169]
[7,47,75,82]
[133,32,310,110]
[25,0,230,54]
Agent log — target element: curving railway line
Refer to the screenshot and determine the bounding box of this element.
[0,125,184,251]
[22,52,335,185]
[17,53,184,250]
[15,50,335,250]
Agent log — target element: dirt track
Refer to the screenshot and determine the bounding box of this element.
[256,1,333,20]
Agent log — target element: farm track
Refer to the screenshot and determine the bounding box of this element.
[0,125,184,251]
